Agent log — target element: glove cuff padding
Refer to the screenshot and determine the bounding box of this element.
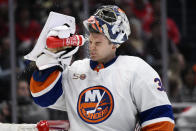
[36,46,79,70]
[36,53,63,70]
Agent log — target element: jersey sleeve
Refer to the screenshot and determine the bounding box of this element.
[130,58,175,130]
[30,66,67,111]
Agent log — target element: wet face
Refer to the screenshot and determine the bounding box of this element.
[89,33,116,63]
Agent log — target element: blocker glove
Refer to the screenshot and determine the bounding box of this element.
[35,25,85,71]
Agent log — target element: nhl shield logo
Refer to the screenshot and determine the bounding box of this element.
[77,86,114,124]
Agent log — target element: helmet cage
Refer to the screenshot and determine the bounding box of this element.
[94,6,118,24]
[83,5,131,45]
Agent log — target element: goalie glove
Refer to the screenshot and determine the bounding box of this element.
[47,25,73,39]
[36,24,86,71]
[36,46,79,71]
[46,24,86,49]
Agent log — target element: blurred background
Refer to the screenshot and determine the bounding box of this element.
[0,0,196,130]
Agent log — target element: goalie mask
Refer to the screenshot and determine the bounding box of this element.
[83,5,131,45]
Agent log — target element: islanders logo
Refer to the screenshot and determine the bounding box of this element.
[77,86,114,124]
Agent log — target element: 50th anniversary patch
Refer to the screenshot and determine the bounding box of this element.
[77,86,114,124]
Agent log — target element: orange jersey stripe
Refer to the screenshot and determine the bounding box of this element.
[30,70,60,93]
[142,121,174,131]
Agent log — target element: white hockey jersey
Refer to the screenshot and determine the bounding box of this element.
[30,55,175,131]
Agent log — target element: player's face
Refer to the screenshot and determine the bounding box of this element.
[89,33,116,63]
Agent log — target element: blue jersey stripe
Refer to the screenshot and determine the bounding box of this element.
[33,66,60,82]
[139,105,174,124]
[32,76,63,107]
